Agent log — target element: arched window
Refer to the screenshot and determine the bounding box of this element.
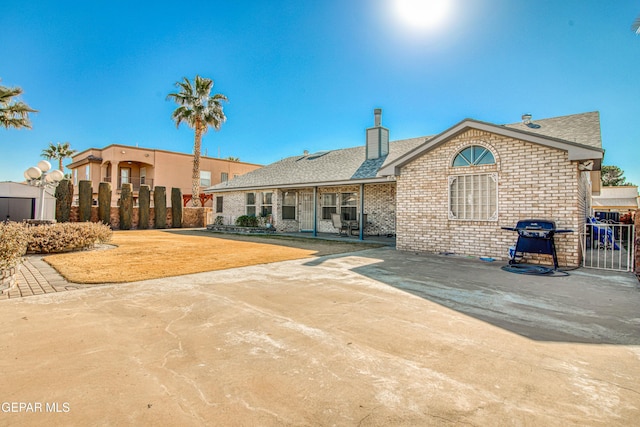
[452,145,495,167]
[449,145,498,221]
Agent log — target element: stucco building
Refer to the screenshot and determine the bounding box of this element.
[67,144,262,206]
[591,185,639,216]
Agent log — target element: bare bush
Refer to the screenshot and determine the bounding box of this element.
[25,222,113,254]
[0,222,29,270]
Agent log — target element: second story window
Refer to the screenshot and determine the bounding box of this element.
[221,172,229,182]
[200,171,211,187]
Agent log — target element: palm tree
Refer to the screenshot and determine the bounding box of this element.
[167,75,228,207]
[41,142,77,173]
[633,14,640,34]
[0,80,38,129]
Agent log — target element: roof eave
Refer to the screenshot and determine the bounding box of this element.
[204,176,394,193]
[379,119,604,176]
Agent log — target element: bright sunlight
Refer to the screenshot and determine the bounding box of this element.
[393,0,452,31]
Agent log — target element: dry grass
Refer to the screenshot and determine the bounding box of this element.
[43,229,381,284]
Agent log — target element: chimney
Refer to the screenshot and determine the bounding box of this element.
[366,108,389,160]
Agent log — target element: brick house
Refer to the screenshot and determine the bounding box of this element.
[67,144,262,206]
[206,110,604,266]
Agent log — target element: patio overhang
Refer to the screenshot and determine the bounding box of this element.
[203,176,395,194]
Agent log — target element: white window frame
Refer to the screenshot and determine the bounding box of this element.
[321,193,337,220]
[261,192,273,216]
[246,192,256,216]
[340,192,357,221]
[282,192,296,220]
[448,173,498,221]
[200,171,212,187]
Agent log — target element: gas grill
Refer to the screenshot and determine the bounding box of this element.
[502,219,573,270]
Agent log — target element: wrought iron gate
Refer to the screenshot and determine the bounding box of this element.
[582,222,635,272]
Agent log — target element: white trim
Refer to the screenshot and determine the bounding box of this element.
[448,172,498,221]
[380,119,603,177]
[205,177,392,193]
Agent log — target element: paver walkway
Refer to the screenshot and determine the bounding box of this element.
[0,256,99,300]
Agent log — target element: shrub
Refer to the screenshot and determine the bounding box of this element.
[25,222,113,254]
[0,222,29,270]
[235,215,258,227]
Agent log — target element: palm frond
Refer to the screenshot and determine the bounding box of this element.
[633,15,640,34]
[0,83,37,130]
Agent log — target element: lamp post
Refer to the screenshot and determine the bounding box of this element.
[23,160,64,221]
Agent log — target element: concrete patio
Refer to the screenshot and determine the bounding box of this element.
[1,246,638,425]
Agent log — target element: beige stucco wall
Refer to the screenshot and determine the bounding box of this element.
[68,145,261,207]
[396,129,581,267]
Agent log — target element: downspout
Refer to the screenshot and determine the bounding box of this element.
[313,186,318,237]
[359,183,364,240]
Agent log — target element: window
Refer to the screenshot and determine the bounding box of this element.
[120,168,130,185]
[246,192,256,216]
[452,145,495,167]
[221,172,228,183]
[216,196,223,213]
[341,192,357,221]
[85,165,90,180]
[261,192,273,216]
[282,192,296,220]
[200,171,211,187]
[321,193,337,220]
[449,173,497,220]
[140,167,147,185]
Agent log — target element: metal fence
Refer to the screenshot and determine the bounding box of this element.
[581,222,635,272]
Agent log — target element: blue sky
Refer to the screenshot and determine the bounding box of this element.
[2,0,639,185]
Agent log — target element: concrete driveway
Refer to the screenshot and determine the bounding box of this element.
[1,247,639,426]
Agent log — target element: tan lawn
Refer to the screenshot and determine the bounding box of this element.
[43,229,381,283]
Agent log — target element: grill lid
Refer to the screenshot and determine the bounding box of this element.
[515,219,556,231]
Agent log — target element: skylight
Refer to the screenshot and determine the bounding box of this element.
[305,151,331,160]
